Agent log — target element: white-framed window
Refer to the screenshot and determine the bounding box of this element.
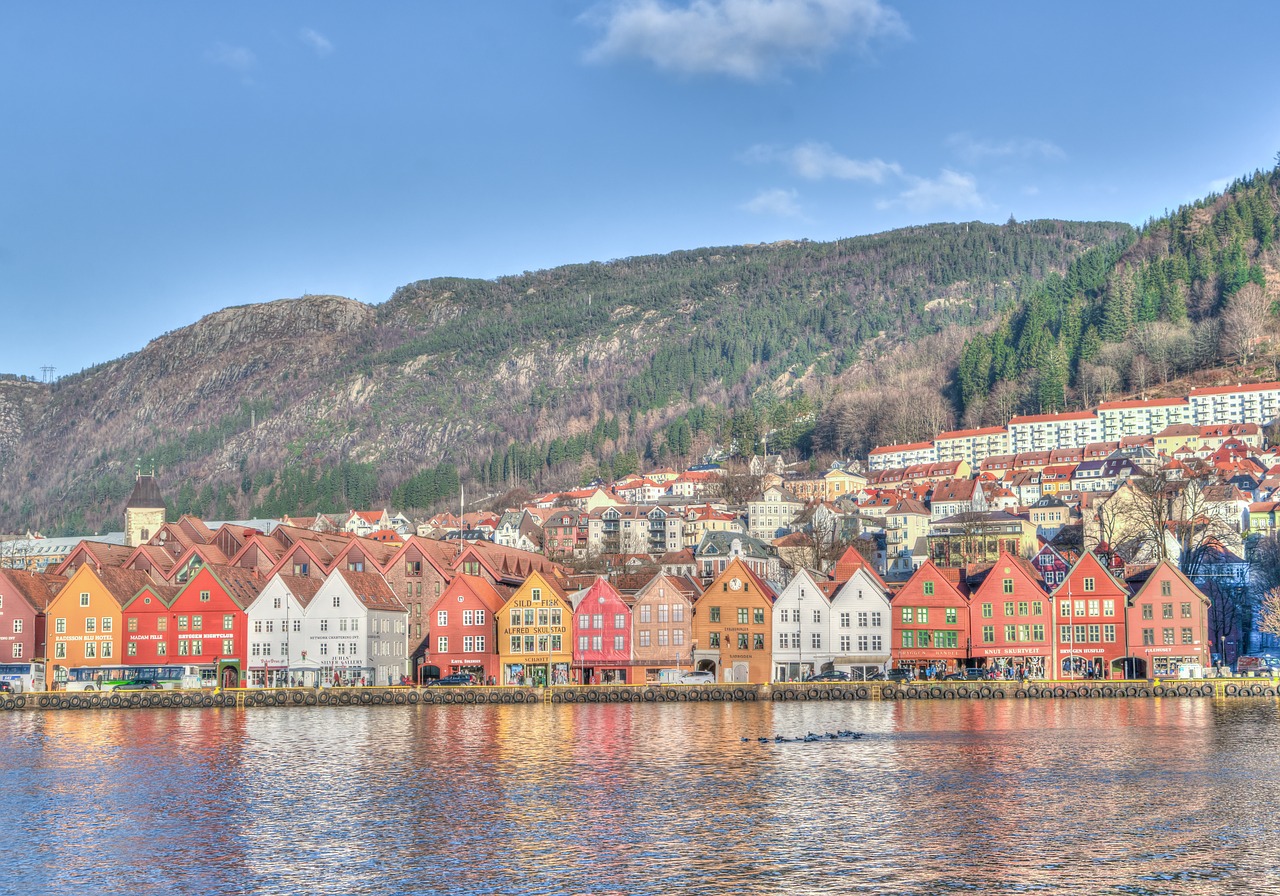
[813,610,822,624]
[200,591,210,602]
[54,642,66,659]
[475,609,485,626]
[12,643,22,658]
[79,593,90,607]
[157,643,167,656]
[319,643,328,656]
[85,617,96,634]
[614,614,626,630]
[101,642,112,658]
[84,641,96,659]
[592,636,602,651]
[293,619,301,632]
[321,619,330,632]
[463,610,474,626]
[614,635,624,650]
[673,630,684,646]
[437,636,448,653]
[274,597,282,609]
[475,636,485,652]
[223,639,234,654]
[463,636,474,653]
[11,619,21,634]
[639,631,651,647]
[811,632,821,649]
[437,610,448,627]
[56,618,66,634]
[223,614,235,631]
[871,612,882,628]
[333,595,341,608]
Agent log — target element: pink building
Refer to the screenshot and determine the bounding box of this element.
[572,577,632,684]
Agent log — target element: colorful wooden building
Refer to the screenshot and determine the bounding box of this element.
[1124,561,1211,678]
[496,570,572,686]
[426,573,505,684]
[571,577,633,684]
[690,558,776,683]
[46,565,153,686]
[1051,552,1129,679]
[0,569,65,663]
[968,552,1051,678]
[630,572,699,681]
[891,561,970,675]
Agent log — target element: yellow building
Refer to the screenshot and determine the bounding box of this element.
[496,570,573,687]
[690,558,776,683]
[46,564,153,686]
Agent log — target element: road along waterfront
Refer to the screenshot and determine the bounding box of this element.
[3,697,1280,895]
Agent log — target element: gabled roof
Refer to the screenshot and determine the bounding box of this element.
[0,568,68,613]
[333,568,404,613]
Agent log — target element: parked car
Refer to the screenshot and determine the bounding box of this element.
[677,671,715,685]
[113,679,162,691]
[883,669,913,683]
[804,670,850,682]
[944,669,985,681]
[424,674,474,687]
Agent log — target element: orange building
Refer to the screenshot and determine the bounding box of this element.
[46,563,153,687]
[496,570,573,687]
[690,558,776,683]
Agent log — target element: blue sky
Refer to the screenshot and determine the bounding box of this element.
[2,1,1277,378]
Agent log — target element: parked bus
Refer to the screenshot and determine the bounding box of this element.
[60,665,206,691]
[0,661,46,693]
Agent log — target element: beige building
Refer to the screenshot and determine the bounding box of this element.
[630,572,701,680]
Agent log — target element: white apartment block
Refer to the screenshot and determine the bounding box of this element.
[868,441,937,472]
[934,426,1010,468]
[1007,412,1100,454]
[1095,398,1191,441]
[1188,382,1280,427]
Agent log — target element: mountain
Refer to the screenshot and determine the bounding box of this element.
[956,164,1280,426]
[0,220,1129,535]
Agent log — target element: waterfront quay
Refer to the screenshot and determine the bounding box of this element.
[3,676,1279,712]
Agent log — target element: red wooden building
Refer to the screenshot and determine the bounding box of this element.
[968,552,1051,678]
[1124,560,1211,678]
[892,560,970,675]
[572,577,633,684]
[1051,552,1129,679]
[425,573,506,683]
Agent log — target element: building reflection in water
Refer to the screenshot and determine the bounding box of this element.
[1,699,1279,895]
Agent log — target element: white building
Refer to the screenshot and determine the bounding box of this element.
[1095,398,1191,441]
[868,441,938,472]
[1188,382,1280,427]
[1007,411,1101,454]
[934,426,1010,468]
[828,562,893,679]
[771,568,838,681]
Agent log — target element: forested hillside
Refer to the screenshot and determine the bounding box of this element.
[0,219,1125,534]
[957,164,1280,425]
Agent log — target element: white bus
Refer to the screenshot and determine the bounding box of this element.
[60,664,205,691]
[0,661,46,693]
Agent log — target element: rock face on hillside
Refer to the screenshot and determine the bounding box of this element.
[0,221,1130,534]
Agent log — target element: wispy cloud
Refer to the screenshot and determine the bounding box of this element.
[740,187,805,218]
[300,27,333,56]
[946,132,1065,164]
[745,142,901,183]
[877,169,985,213]
[206,42,256,82]
[583,0,907,81]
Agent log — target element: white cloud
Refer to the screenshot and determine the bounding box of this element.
[300,27,333,56]
[748,141,902,183]
[584,0,907,81]
[206,42,255,81]
[877,169,984,213]
[946,133,1065,163]
[740,188,805,217]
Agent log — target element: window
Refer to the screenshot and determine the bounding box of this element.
[1061,602,1072,619]
[918,608,929,624]
[790,632,800,649]
[1033,624,1045,641]
[1163,628,1174,645]
[945,608,957,625]
[200,590,210,603]
[127,617,137,633]
[1103,600,1115,617]
[982,625,995,643]
[1162,603,1173,619]
[464,636,475,653]
[84,641,96,659]
[177,616,188,631]
[871,635,883,652]
[923,581,934,595]
[1083,577,1095,592]
[273,597,282,610]
[85,617,96,634]
[753,633,764,650]
[101,642,113,658]
[902,631,914,648]
[80,593,90,607]
[1003,578,1014,594]
[672,605,684,622]
[1142,604,1153,620]
[614,614,626,630]
[901,607,914,623]
[1087,600,1099,616]
[1032,601,1043,616]
[320,619,329,632]
[56,618,66,634]
[709,632,720,647]
[737,633,748,650]
[437,636,448,652]
[737,608,749,624]
[811,632,821,649]
[1004,601,1015,617]
[918,631,932,648]
[614,635,624,651]
[437,610,448,627]
[8,619,18,634]
[179,640,189,656]
[531,588,542,602]
[657,605,669,623]
[1181,627,1193,644]
[871,612,882,628]
[223,639,234,654]
[332,595,341,608]
[709,607,721,623]
[591,613,603,630]
[127,642,137,657]
[157,642,167,656]
[463,610,474,626]
[1161,580,1172,597]
[1005,625,1016,642]
[1017,602,1029,617]
[191,615,202,631]
[1142,628,1154,645]
[54,642,66,659]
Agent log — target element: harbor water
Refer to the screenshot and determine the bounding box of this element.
[2,698,1279,895]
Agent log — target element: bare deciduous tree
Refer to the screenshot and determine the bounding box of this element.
[1220,282,1272,365]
